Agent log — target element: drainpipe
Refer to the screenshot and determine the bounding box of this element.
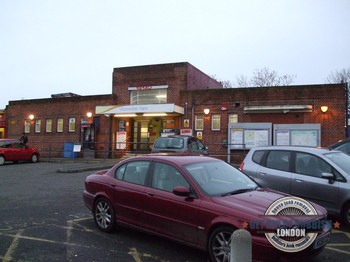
[346,82,349,138]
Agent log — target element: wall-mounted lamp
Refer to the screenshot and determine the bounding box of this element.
[29,114,35,120]
[86,112,93,118]
[320,106,328,113]
[204,108,210,115]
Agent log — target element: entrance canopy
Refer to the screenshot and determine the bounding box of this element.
[96,103,184,117]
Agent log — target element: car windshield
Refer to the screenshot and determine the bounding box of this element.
[324,151,350,174]
[154,137,184,149]
[184,160,258,196]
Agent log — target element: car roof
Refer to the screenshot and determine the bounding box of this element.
[0,139,18,142]
[249,145,337,154]
[124,154,219,166]
[158,135,192,139]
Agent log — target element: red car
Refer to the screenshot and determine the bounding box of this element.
[83,155,331,261]
[0,139,40,165]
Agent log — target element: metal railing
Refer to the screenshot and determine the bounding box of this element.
[28,140,248,165]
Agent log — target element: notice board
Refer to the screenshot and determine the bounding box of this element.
[116,131,127,149]
[228,123,272,149]
[273,124,321,146]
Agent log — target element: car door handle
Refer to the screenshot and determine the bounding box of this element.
[147,193,154,197]
[258,172,267,176]
[295,179,303,183]
[109,183,116,187]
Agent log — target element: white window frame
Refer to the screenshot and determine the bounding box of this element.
[195,115,204,131]
[68,117,76,132]
[46,119,52,133]
[24,120,30,133]
[35,119,41,133]
[211,114,221,131]
[229,114,238,124]
[57,118,64,133]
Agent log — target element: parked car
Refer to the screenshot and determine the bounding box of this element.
[151,135,208,155]
[83,154,330,261]
[0,139,40,165]
[240,145,350,227]
[329,138,350,155]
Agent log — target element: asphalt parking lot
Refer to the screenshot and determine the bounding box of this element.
[0,160,350,262]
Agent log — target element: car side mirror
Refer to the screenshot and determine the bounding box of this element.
[321,172,335,184]
[173,186,191,197]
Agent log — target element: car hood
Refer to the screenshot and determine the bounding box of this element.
[211,188,326,220]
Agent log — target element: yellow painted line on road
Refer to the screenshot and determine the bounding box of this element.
[326,246,350,255]
[2,229,23,262]
[129,247,143,262]
[0,232,91,248]
[327,243,350,247]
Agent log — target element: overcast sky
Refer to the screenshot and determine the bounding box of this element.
[1,0,349,109]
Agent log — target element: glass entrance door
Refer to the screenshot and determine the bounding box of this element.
[133,120,149,151]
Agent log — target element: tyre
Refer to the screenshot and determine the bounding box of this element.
[93,198,115,232]
[208,226,234,262]
[31,154,39,163]
[0,155,5,166]
[342,203,350,228]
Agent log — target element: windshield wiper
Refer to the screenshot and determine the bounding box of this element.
[221,187,257,196]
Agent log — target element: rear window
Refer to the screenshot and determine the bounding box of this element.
[154,137,184,149]
[266,150,291,172]
[252,150,266,165]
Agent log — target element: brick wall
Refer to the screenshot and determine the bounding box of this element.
[181,83,346,163]
[113,62,223,105]
[6,95,115,157]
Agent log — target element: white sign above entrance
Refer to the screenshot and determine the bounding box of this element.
[96,103,184,115]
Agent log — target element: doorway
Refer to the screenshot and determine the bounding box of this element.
[132,119,162,151]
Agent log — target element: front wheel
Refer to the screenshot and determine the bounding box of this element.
[93,198,115,232]
[342,203,350,228]
[0,155,5,165]
[208,226,234,262]
[31,154,39,163]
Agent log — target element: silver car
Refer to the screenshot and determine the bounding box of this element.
[240,146,350,227]
[151,135,208,155]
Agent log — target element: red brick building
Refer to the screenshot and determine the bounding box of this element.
[3,62,348,163]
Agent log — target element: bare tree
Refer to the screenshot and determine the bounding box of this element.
[235,67,296,87]
[326,68,350,83]
[211,68,296,88]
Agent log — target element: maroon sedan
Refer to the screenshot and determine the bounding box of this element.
[83,155,331,261]
[0,139,40,165]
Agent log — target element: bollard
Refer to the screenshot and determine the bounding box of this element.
[230,229,252,262]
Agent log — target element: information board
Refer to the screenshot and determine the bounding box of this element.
[116,131,127,149]
[228,123,272,149]
[274,124,321,146]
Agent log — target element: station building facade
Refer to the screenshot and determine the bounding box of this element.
[3,62,348,163]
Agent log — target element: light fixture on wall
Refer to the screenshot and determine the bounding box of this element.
[320,106,328,113]
[86,112,93,118]
[204,108,210,115]
[29,114,35,120]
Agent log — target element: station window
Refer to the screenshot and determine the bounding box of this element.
[46,119,52,133]
[229,114,238,124]
[24,120,30,133]
[195,115,204,130]
[212,114,221,131]
[130,89,167,104]
[35,120,41,133]
[57,118,64,133]
[69,117,76,132]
